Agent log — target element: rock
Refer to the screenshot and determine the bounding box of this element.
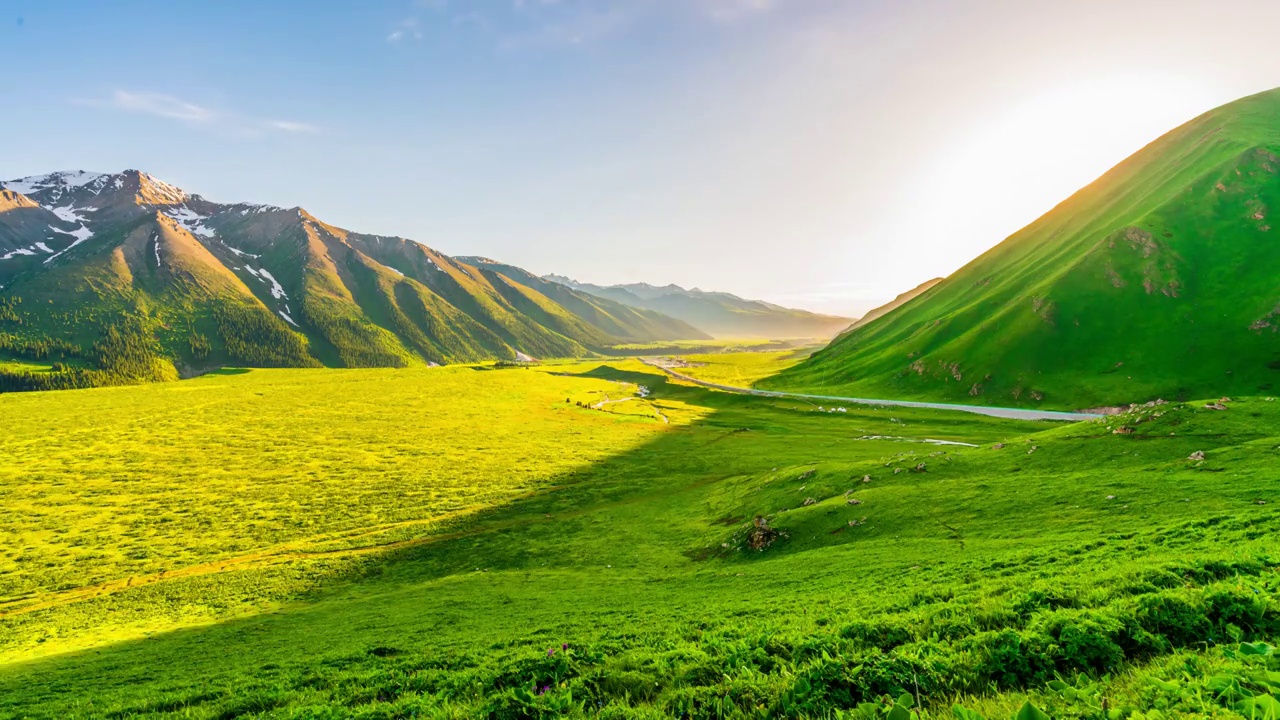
[843,488,855,496]
[1113,426,1134,435]
[893,468,903,475]
[993,443,1005,450]
[1106,495,1116,500]
[1221,397,1233,403]
[911,463,927,473]
[747,516,780,550]
[862,475,872,483]
[1027,446,1039,454]
[847,498,862,505]
[1205,403,1228,411]
[1257,500,1268,505]
[798,469,816,481]
[802,497,817,507]
[1188,450,1205,461]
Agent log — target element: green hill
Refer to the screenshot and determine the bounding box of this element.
[767,87,1280,410]
[544,275,853,339]
[0,171,706,391]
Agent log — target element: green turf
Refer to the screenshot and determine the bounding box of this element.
[767,87,1280,411]
[1,364,1276,719]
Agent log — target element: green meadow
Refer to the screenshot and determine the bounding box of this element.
[1,361,1277,719]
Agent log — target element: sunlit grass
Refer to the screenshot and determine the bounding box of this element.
[0,364,1276,718]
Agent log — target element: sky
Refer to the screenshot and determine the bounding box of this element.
[6,0,1280,317]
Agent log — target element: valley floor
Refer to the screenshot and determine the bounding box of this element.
[0,360,1276,718]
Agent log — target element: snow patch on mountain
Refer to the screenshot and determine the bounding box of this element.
[259,269,287,299]
[221,242,260,259]
[50,205,97,224]
[244,266,288,300]
[163,206,215,238]
[3,171,105,196]
[0,248,37,260]
[44,225,95,263]
[49,224,93,242]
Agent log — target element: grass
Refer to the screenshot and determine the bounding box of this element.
[658,349,818,387]
[604,339,815,354]
[0,363,1277,719]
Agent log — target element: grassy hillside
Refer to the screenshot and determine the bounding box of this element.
[845,278,943,333]
[1,364,1276,718]
[769,87,1280,410]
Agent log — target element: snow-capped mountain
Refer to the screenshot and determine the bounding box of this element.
[0,170,704,390]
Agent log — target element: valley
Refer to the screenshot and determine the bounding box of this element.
[6,14,1280,720]
[0,359,1276,719]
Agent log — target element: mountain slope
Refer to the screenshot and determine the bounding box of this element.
[543,276,851,338]
[766,87,1280,409]
[460,258,709,342]
[0,170,703,390]
[844,277,943,333]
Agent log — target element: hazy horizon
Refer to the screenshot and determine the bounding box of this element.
[9,0,1280,316]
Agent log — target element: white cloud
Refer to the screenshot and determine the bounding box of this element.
[388,17,423,42]
[87,90,319,139]
[110,91,216,123]
[266,120,321,134]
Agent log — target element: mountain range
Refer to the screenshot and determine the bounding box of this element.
[768,87,1280,409]
[542,275,852,338]
[0,170,714,390]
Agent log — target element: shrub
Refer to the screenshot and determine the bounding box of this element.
[841,619,914,651]
[967,630,1053,690]
[1137,593,1211,648]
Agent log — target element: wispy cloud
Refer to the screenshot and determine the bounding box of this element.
[110,90,216,123]
[81,90,320,139]
[265,120,321,134]
[387,17,423,42]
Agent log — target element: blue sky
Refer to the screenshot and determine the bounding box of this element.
[7,0,1280,315]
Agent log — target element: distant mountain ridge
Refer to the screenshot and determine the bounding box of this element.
[543,274,852,339]
[0,170,704,391]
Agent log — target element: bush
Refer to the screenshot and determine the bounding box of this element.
[1137,593,1211,648]
[1039,612,1125,674]
[841,619,914,651]
[967,630,1053,690]
[1205,586,1268,637]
